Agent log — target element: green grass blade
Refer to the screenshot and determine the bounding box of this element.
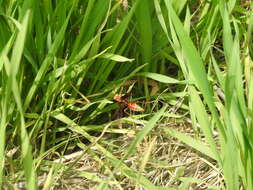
[90,0,141,93]
[71,0,109,57]
[135,0,153,101]
[0,60,11,187]
[99,53,134,62]
[189,86,221,163]
[161,0,225,138]
[23,4,75,111]
[163,127,217,160]
[10,10,37,189]
[122,105,167,160]
[222,108,240,190]
[137,72,186,84]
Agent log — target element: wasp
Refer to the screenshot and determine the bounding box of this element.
[113,92,144,113]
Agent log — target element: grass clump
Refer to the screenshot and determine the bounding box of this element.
[0,0,253,189]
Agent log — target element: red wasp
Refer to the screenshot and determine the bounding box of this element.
[113,92,144,113]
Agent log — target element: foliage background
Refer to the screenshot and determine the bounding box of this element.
[0,0,253,189]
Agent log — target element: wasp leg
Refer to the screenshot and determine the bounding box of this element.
[123,108,131,116]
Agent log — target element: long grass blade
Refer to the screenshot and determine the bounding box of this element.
[10,10,37,189]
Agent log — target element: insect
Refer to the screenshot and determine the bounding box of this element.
[113,93,144,112]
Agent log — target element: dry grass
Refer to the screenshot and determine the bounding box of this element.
[31,120,224,190]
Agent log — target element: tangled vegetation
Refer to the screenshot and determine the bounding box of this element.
[0,0,253,189]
